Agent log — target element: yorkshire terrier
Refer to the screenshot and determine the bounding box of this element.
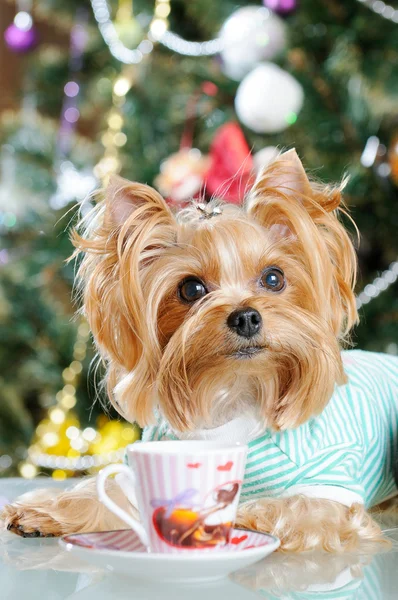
[2,149,398,552]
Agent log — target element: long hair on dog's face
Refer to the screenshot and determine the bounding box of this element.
[71,150,357,433]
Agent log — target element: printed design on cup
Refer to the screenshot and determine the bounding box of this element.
[230,534,248,545]
[151,488,197,518]
[150,481,241,549]
[217,461,234,471]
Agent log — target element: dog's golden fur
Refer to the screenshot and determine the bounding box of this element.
[1,150,388,551]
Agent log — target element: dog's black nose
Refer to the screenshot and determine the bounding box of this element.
[227,308,262,338]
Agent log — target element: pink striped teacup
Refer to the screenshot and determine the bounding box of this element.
[97,440,248,553]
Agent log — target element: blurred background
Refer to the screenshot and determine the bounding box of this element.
[0,0,397,479]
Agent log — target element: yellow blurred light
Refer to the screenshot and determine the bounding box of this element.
[63,384,76,396]
[50,408,65,425]
[83,427,97,442]
[94,155,121,180]
[113,77,131,97]
[63,368,75,383]
[78,322,90,337]
[71,439,89,453]
[42,432,59,447]
[122,427,139,442]
[61,395,77,409]
[20,463,37,479]
[70,361,83,375]
[67,448,81,458]
[52,469,67,481]
[36,423,49,437]
[101,131,114,147]
[108,113,123,130]
[114,132,127,147]
[66,426,80,440]
[150,18,168,39]
[74,340,87,353]
[155,3,170,18]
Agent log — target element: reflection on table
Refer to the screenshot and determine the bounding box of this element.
[1,478,398,600]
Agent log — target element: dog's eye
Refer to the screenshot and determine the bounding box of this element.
[260,267,286,292]
[179,278,208,303]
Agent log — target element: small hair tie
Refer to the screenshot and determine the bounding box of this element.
[196,203,222,219]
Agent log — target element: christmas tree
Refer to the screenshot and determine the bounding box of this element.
[0,0,397,477]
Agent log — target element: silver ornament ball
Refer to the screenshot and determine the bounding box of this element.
[235,62,304,134]
[219,6,287,81]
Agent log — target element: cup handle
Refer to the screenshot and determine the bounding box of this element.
[97,463,149,547]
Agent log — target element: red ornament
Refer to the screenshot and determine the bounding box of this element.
[205,122,254,204]
[154,122,260,207]
[201,81,218,97]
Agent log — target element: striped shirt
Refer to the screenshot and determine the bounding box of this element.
[142,351,398,508]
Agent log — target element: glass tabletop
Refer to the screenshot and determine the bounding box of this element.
[1,478,397,600]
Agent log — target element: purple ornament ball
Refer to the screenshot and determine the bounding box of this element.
[4,23,37,53]
[263,0,297,15]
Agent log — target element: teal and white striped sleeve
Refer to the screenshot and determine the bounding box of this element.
[284,468,365,507]
[141,424,163,442]
[285,439,365,506]
[141,418,178,442]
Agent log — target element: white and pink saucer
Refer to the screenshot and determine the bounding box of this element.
[60,527,280,583]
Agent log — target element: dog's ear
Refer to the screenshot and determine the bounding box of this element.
[246,149,341,219]
[71,176,176,426]
[251,148,312,202]
[101,175,177,274]
[105,174,173,228]
[246,149,357,339]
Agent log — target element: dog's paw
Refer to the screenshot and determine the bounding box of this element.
[1,503,62,538]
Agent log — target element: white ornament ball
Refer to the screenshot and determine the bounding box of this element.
[219,6,286,81]
[253,146,279,172]
[235,63,304,134]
